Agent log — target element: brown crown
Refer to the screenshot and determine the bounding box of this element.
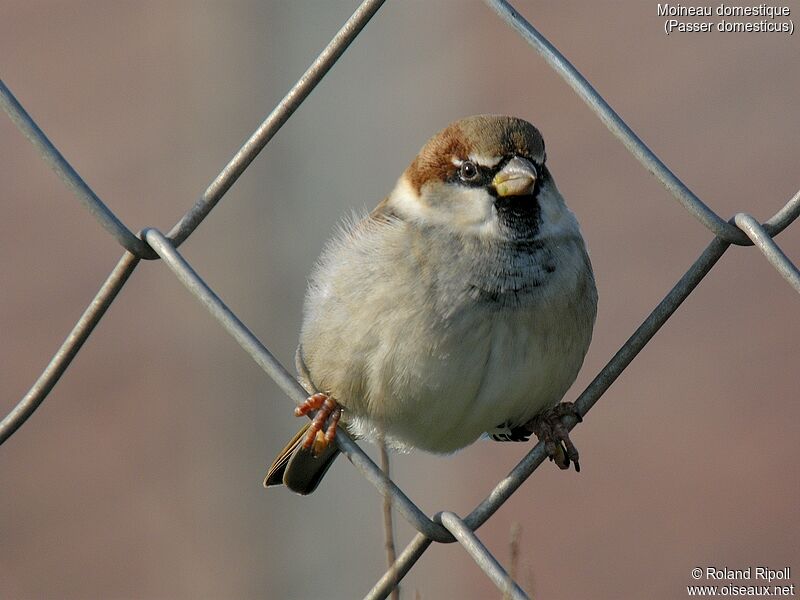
[406,115,545,194]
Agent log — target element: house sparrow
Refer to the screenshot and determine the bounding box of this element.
[265,115,597,494]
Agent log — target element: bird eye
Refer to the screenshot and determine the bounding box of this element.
[459,161,479,182]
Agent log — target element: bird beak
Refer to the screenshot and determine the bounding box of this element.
[491,156,537,197]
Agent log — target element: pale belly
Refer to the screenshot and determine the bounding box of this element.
[301,220,596,454]
[347,300,590,453]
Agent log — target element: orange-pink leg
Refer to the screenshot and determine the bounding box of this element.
[295,392,342,455]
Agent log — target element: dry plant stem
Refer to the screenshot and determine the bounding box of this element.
[505,523,522,600]
[380,439,400,600]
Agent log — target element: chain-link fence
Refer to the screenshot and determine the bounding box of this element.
[2,1,798,598]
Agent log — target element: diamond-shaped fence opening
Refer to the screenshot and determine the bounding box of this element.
[2,2,798,598]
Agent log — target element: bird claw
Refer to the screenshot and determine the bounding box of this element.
[527,402,582,472]
[295,392,342,456]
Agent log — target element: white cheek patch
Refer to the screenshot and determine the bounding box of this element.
[537,181,566,221]
[536,181,580,240]
[404,180,497,231]
[454,186,494,222]
[446,186,502,239]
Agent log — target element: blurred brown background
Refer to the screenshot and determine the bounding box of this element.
[2,2,798,598]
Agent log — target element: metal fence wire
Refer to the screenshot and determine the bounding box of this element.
[2,1,799,598]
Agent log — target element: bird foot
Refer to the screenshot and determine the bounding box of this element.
[294,392,342,456]
[526,402,582,472]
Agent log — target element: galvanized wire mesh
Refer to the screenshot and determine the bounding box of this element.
[2,1,798,598]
